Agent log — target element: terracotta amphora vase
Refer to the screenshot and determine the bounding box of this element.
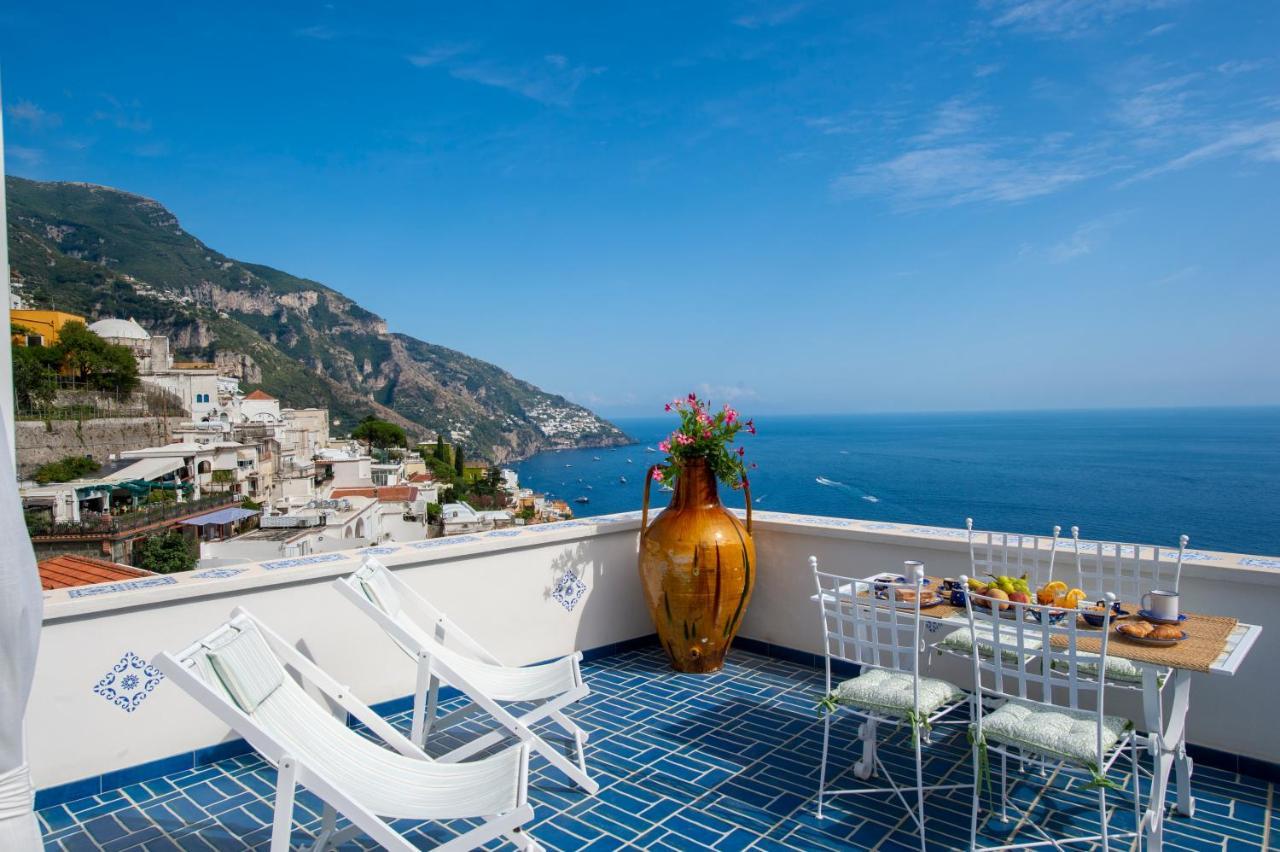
[639,456,756,673]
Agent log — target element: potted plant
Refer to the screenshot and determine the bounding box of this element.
[640,393,757,673]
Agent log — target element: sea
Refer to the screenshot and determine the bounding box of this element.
[513,408,1280,557]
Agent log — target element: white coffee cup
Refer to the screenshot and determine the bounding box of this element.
[1142,590,1180,621]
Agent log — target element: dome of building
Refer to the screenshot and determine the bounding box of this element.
[88,317,150,341]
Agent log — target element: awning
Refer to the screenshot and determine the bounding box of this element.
[179,507,260,527]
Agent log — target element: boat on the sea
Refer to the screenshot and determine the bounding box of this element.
[619,475,628,484]
[593,456,601,461]
[575,496,590,504]
[659,483,673,492]
[626,458,633,463]
[645,447,656,453]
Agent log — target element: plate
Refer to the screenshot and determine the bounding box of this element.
[1116,625,1188,647]
[1138,610,1186,625]
[1081,607,1130,628]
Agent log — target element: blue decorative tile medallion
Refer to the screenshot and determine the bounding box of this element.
[552,568,588,612]
[67,576,177,599]
[359,546,400,555]
[93,652,164,713]
[192,568,247,580]
[261,553,348,571]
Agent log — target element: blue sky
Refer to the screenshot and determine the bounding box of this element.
[3,1,1278,416]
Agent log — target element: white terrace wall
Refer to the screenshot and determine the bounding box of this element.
[30,511,1280,794]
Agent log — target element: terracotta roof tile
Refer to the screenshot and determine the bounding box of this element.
[38,555,155,591]
[244,389,276,400]
[329,486,419,503]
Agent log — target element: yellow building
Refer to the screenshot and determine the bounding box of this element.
[10,309,86,347]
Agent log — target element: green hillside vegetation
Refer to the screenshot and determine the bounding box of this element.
[7,176,630,460]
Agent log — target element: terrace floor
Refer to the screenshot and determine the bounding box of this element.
[38,647,1276,851]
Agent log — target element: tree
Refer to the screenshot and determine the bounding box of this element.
[454,444,465,478]
[433,434,447,462]
[134,530,198,574]
[33,455,101,485]
[51,321,140,393]
[12,344,59,410]
[351,415,407,449]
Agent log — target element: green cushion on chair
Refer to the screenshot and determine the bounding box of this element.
[832,668,964,717]
[1050,654,1162,686]
[938,626,1043,662]
[978,698,1131,765]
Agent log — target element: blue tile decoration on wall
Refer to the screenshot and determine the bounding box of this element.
[552,568,588,612]
[1241,557,1280,569]
[909,526,970,538]
[408,535,479,549]
[358,546,400,555]
[861,522,899,531]
[192,568,247,580]
[485,529,523,538]
[92,652,164,713]
[261,553,348,571]
[67,576,177,599]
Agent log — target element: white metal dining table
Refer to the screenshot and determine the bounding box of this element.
[811,585,1264,851]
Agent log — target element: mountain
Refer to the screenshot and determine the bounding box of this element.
[5,176,630,461]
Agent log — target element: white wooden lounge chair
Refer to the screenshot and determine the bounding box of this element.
[152,608,542,852]
[334,559,598,794]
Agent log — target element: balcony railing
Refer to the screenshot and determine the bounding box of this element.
[29,510,1279,834]
[27,492,242,538]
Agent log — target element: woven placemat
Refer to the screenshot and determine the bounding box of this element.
[1050,611,1238,672]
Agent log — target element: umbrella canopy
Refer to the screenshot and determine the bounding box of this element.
[0,414,43,847]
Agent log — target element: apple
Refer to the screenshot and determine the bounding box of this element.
[987,589,1011,611]
[1009,591,1030,605]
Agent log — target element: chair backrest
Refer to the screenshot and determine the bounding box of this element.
[966,518,1062,589]
[963,586,1114,764]
[341,558,501,665]
[811,556,927,700]
[1067,527,1189,601]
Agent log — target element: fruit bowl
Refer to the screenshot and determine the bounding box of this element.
[1082,607,1129,628]
[1029,607,1068,625]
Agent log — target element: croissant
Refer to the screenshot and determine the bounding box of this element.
[1119,621,1154,638]
[1149,625,1183,641]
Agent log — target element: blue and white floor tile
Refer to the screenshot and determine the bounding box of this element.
[38,648,1276,850]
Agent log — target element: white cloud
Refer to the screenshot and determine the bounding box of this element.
[734,2,808,29]
[407,44,471,68]
[6,100,61,130]
[1126,120,1280,182]
[1143,22,1176,37]
[694,383,758,403]
[1216,59,1268,76]
[91,96,151,133]
[974,63,1003,78]
[1113,73,1198,130]
[983,0,1180,37]
[408,46,602,107]
[6,145,44,167]
[835,142,1095,207]
[912,95,987,144]
[1045,213,1128,262]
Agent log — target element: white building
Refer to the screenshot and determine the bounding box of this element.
[441,501,514,536]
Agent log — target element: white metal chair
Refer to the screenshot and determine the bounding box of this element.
[152,608,541,852]
[334,558,597,793]
[967,518,1064,590]
[812,557,972,851]
[1067,526,1189,602]
[962,585,1142,851]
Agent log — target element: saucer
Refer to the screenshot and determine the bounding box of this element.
[1138,610,1186,625]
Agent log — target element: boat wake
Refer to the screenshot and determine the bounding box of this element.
[816,476,879,504]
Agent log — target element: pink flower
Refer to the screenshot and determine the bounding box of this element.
[745,419,756,435]
[652,468,663,481]
[687,392,697,403]
[658,440,671,453]
[724,406,738,424]
[698,412,712,425]
[675,433,694,446]
[664,403,672,412]
[703,429,712,439]
[737,446,745,456]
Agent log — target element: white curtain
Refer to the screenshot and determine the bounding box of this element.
[0,412,42,848]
